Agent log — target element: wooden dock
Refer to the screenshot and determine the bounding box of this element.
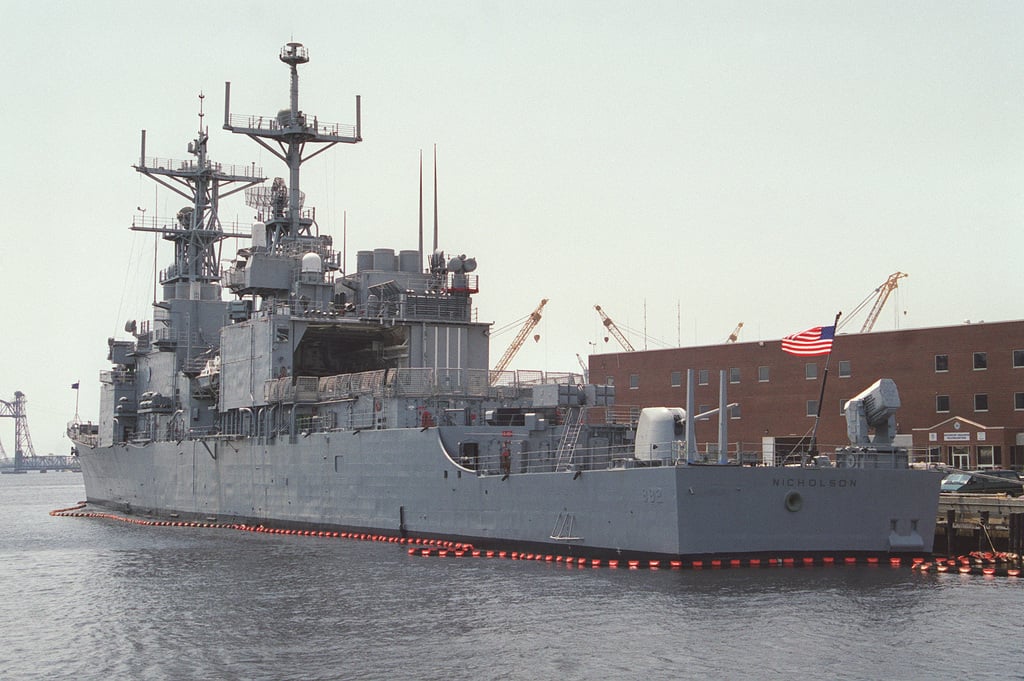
[935,493,1024,556]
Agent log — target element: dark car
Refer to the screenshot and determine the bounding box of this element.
[940,469,1024,496]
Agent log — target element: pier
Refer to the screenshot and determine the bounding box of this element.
[936,493,1024,555]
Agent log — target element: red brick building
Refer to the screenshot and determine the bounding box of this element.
[588,319,1024,469]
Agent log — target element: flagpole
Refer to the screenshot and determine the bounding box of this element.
[73,381,80,421]
[807,311,842,463]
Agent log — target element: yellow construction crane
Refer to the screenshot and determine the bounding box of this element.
[841,272,908,333]
[490,298,548,382]
[727,322,744,343]
[594,304,635,352]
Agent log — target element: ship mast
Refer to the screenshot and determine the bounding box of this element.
[132,94,266,285]
[223,42,362,247]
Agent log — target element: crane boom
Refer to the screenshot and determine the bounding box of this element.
[861,272,907,333]
[490,298,548,382]
[594,305,635,352]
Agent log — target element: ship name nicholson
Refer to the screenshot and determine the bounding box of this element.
[773,477,857,488]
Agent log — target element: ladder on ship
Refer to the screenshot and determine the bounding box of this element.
[555,406,586,470]
[549,511,582,541]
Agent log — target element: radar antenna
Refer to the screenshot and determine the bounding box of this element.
[223,42,362,247]
[133,93,265,284]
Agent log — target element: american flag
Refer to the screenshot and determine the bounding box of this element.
[781,326,835,357]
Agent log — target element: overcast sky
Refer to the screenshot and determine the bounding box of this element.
[1,1,1021,455]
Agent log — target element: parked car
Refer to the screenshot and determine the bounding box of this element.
[940,469,1024,496]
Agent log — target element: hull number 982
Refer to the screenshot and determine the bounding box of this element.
[641,487,663,503]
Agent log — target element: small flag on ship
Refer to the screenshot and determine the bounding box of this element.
[781,326,835,357]
[71,382,79,390]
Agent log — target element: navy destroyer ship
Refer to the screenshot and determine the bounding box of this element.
[68,43,942,562]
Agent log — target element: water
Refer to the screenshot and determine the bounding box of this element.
[3,473,1022,681]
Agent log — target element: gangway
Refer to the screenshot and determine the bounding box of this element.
[555,406,587,469]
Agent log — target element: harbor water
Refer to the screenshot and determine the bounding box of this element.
[3,473,1021,681]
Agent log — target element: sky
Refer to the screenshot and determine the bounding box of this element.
[1,1,1021,455]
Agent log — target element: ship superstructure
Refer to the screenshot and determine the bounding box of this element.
[70,44,943,563]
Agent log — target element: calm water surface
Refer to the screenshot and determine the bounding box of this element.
[2,473,1022,680]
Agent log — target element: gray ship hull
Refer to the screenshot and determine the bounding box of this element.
[76,426,943,560]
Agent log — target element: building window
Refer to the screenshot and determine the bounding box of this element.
[805,363,818,380]
[974,352,987,370]
[697,404,710,421]
[838,360,851,378]
[806,400,818,417]
[839,399,848,416]
[729,367,740,384]
[935,354,948,372]
[606,376,614,386]
[670,370,681,388]
[977,445,995,468]
[698,369,709,386]
[758,366,770,382]
[974,393,988,412]
[1016,392,1024,411]
[1015,349,1024,368]
[936,395,950,413]
[729,404,741,419]
[629,374,639,390]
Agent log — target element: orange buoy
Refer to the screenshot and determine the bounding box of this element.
[649,560,660,569]
[822,557,835,565]
[749,558,761,567]
[866,556,879,565]
[628,560,640,569]
[692,560,703,569]
[577,557,587,565]
[802,557,815,566]
[591,559,601,568]
[783,557,795,567]
[608,559,619,569]
[730,559,742,568]
[958,565,971,573]
[889,557,902,567]
[670,560,682,569]
[1007,568,1020,577]
[844,557,857,565]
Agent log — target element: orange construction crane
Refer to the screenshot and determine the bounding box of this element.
[841,272,908,333]
[594,305,635,352]
[490,298,548,382]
